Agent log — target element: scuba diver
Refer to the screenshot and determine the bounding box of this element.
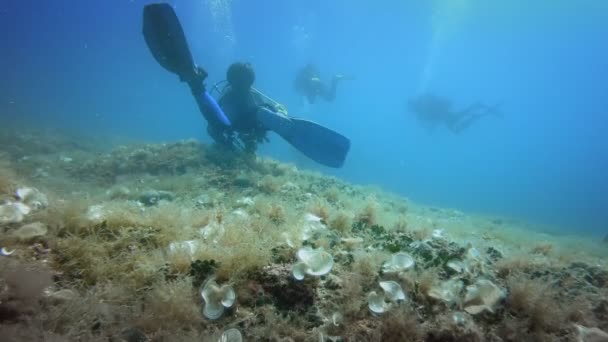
[294,63,354,104]
[408,93,503,134]
[204,62,284,154]
[142,4,350,168]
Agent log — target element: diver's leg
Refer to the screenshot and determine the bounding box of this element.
[321,77,338,102]
[464,102,503,118]
[207,124,233,147]
[307,93,317,104]
[485,103,504,118]
[449,112,486,133]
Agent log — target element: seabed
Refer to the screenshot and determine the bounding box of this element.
[0,127,607,342]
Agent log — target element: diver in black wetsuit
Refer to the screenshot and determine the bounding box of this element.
[408,93,503,134]
[206,62,279,154]
[142,3,351,168]
[294,64,353,104]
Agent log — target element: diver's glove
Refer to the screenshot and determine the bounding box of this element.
[261,103,288,117]
[185,66,208,95]
[207,124,239,150]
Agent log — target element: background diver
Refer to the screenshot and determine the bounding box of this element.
[142,3,350,168]
[408,93,503,134]
[294,63,354,104]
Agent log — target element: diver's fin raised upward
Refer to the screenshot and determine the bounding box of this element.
[257,108,350,168]
[143,3,231,126]
[143,3,196,82]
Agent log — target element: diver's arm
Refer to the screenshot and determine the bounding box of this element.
[251,89,289,115]
[206,124,225,144]
[207,122,239,149]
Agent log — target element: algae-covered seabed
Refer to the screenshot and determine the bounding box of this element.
[1,128,607,342]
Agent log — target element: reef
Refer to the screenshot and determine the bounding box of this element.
[0,126,607,341]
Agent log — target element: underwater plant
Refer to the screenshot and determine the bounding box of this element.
[356,198,378,227]
[267,203,286,224]
[309,200,331,222]
[189,259,219,288]
[530,242,554,256]
[137,277,203,331]
[380,311,423,342]
[0,156,17,195]
[12,221,47,241]
[257,175,281,194]
[323,186,340,203]
[329,211,352,234]
[1,126,607,341]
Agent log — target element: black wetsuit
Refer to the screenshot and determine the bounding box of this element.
[207,87,276,153]
[294,65,338,104]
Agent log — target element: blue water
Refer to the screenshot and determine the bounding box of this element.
[1,0,607,235]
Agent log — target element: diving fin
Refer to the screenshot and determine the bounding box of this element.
[143,3,230,126]
[257,108,350,168]
[142,3,196,82]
